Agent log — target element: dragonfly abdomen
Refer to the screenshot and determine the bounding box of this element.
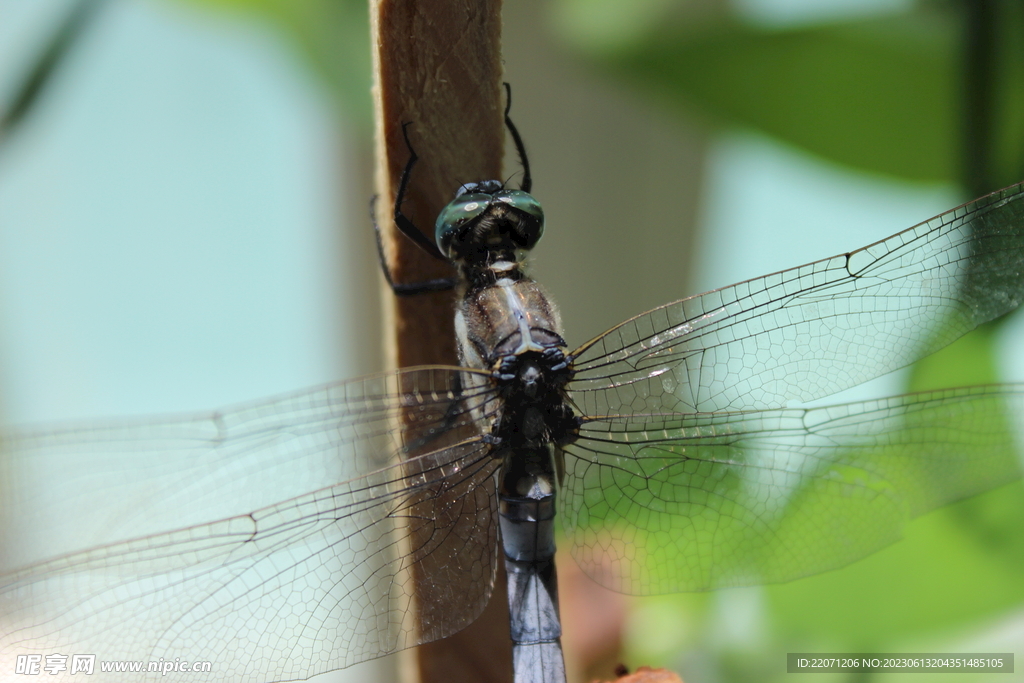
[499,445,565,683]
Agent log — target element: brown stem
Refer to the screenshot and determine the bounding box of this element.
[369,1,512,682]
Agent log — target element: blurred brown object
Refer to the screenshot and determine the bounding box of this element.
[592,666,684,683]
[557,551,628,680]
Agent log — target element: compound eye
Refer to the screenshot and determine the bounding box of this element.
[495,190,545,250]
[434,193,491,258]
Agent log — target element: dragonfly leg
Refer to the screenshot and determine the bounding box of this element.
[370,195,458,296]
[503,83,532,193]
[371,123,457,296]
[391,123,450,260]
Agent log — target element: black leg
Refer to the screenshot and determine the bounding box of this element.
[370,196,458,296]
[372,122,457,296]
[503,83,531,193]
[392,122,448,260]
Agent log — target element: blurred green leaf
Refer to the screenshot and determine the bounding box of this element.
[909,324,1001,392]
[561,4,1024,185]
[178,0,371,125]
[767,481,1024,646]
[908,323,1024,572]
[763,324,1024,645]
[578,11,958,181]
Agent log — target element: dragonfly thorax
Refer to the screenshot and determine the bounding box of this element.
[490,351,577,451]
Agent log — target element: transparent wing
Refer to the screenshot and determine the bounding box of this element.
[561,384,1024,594]
[570,183,1024,416]
[1,368,503,681]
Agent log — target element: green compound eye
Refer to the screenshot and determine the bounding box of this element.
[494,190,544,250]
[435,193,491,258]
[433,187,545,260]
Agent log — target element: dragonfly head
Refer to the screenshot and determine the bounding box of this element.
[434,181,544,264]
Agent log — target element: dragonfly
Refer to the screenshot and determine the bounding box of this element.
[3,88,1024,683]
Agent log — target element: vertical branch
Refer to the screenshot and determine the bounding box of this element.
[962,0,996,197]
[369,2,512,683]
